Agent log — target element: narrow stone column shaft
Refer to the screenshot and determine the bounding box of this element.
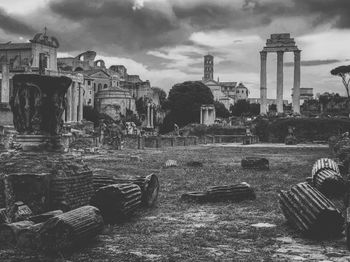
[150,105,154,128]
[1,63,10,103]
[200,107,203,124]
[276,51,284,113]
[260,51,267,114]
[147,103,150,127]
[293,50,301,114]
[78,83,84,122]
[66,85,72,122]
[71,83,77,122]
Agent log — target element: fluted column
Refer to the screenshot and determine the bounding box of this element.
[293,50,301,114]
[66,85,72,122]
[1,63,10,103]
[260,51,267,114]
[276,51,284,113]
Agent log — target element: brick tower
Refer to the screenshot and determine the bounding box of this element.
[203,54,214,81]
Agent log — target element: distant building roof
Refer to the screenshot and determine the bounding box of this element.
[219,82,237,87]
[83,69,110,77]
[0,43,32,50]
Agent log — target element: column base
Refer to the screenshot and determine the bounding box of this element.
[15,134,63,152]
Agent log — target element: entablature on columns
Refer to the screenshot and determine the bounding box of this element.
[262,33,300,53]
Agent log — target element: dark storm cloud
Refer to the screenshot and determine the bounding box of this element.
[48,0,185,53]
[0,7,35,36]
[2,0,350,56]
[284,59,342,67]
[292,0,350,28]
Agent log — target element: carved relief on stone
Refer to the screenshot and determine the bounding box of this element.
[10,74,72,135]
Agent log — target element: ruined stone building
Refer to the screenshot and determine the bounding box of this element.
[58,51,159,122]
[0,31,163,127]
[0,31,85,125]
[201,54,249,111]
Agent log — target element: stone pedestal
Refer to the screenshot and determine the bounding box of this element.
[15,135,61,151]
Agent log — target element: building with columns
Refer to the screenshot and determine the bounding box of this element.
[260,33,301,114]
[200,105,216,125]
[0,31,86,126]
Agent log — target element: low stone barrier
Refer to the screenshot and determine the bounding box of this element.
[124,134,259,149]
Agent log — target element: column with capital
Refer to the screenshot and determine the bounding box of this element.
[276,51,284,113]
[293,50,301,114]
[260,51,267,114]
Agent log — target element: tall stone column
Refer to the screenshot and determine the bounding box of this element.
[205,108,209,125]
[146,103,150,127]
[66,85,72,122]
[276,51,284,113]
[150,105,154,128]
[200,107,203,124]
[71,83,77,122]
[1,63,10,103]
[78,83,83,122]
[293,50,301,114]
[260,51,267,114]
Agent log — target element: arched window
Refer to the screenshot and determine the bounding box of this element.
[103,84,108,89]
[98,83,102,91]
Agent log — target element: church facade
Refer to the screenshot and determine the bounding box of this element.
[201,54,249,110]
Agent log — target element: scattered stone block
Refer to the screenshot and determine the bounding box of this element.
[279,182,344,239]
[13,201,33,222]
[181,182,256,203]
[0,220,35,247]
[17,222,43,250]
[186,161,203,167]
[165,160,178,168]
[241,157,269,170]
[285,135,297,145]
[130,155,143,162]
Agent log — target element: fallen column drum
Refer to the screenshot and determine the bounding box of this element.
[279,182,344,239]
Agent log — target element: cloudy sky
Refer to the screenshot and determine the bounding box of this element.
[0,0,350,100]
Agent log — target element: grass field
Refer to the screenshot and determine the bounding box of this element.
[2,145,350,261]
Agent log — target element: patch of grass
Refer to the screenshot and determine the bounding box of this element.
[2,145,346,261]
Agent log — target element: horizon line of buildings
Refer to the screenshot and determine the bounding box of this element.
[0,30,162,127]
